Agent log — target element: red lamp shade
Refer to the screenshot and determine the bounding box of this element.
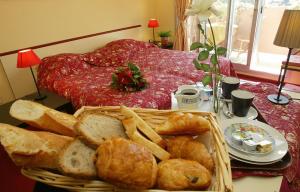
[148,19,159,28]
[17,49,41,68]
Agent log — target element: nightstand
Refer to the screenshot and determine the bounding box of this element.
[0,89,73,127]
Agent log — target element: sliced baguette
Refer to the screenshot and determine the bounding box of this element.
[120,106,163,144]
[122,118,170,161]
[75,113,127,147]
[0,123,73,168]
[10,100,77,137]
[59,139,97,178]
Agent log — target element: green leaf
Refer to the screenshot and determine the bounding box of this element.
[128,62,139,72]
[210,54,218,65]
[190,42,204,50]
[111,74,118,88]
[216,74,222,81]
[193,59,202,70]
[202,74,212,86]
[201,64,211,72]
[204,43,213,51]
[198,50,209,61]
[217,47,227,56]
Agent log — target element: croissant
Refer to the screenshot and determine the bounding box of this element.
[157,159,211,190]
[165,136,214,172]
[155,112,210,135]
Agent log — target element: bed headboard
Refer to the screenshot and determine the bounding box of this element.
[0,25,141,57]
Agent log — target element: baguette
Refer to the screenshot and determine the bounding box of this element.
[10,100,77,137]
[59,139,97,178]
[120,106,163,144]
[75,113,127,147]
[0,123,73,169]
[155,112,211,135]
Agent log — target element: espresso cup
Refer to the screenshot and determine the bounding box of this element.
[231,89,255,117]
[175,85,201,110]
[221,76,240,99]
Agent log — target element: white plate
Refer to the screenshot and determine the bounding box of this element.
[229,154,282,165]
[222,102,258,120]
[222,119,288,163]
[224,123,275,155]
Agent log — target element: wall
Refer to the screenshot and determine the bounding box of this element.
[153,0,176,41]
[0,0,157,103]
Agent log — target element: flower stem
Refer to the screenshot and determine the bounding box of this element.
[208,18,220,113]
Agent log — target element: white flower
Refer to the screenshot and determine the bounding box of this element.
[185,0,222,21]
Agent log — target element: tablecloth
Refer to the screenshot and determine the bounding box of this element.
[232,82,300,192]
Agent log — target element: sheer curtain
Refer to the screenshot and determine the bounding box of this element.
[173,0,191,51]
[186,15,200,51]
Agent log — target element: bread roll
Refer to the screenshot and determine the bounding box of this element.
[155,112,210,135]
[10,100,77,137]
[96,138,157,189]
[165,136,214,172]
[76,113,126,147]
[59,139,97,178]
[157,159,211,190]
[0,123,73,168]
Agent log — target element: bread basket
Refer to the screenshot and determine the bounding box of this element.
[21,106,233,192]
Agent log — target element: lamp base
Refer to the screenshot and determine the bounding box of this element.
[34,94,47,101]
[267,94,289,105]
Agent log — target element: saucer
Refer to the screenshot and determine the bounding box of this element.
[222,102,258,120]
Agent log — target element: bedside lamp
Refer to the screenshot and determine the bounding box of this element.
[267,10,300,105]
[17,49,47,100]
[148,19,159,43]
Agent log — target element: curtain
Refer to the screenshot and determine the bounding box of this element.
[186,15,200,51]
[173,0,190,51]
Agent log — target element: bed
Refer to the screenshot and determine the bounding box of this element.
[38,39,236,109]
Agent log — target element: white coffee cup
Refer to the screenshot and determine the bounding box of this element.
[175,85,201,109]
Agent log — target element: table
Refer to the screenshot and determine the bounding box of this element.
[171,92,283,192]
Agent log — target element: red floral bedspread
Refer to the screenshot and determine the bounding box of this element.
[38,39,235,109]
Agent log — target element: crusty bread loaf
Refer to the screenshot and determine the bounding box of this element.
[9,100,77,137]
[157,159,211,190]
[75,113,126,147]
[155,112,211,135]
[58,139,97,178]
[0,123,73,169]
[96,138,157,189]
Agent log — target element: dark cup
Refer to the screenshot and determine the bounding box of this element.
[221,76,240,99]
[231,89,255,117]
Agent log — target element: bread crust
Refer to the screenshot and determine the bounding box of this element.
[96,138,157,189]
[0,124,73,168]
[9,100,77,137]
[155,112,211,135]
[157,159,211,190]
[165,136,214,172]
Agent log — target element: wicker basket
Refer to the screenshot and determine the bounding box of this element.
[21,106,233,192]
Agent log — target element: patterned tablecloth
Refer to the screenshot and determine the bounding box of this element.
[234,82,300,192]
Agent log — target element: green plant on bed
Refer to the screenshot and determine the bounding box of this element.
[111,62,148,92]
